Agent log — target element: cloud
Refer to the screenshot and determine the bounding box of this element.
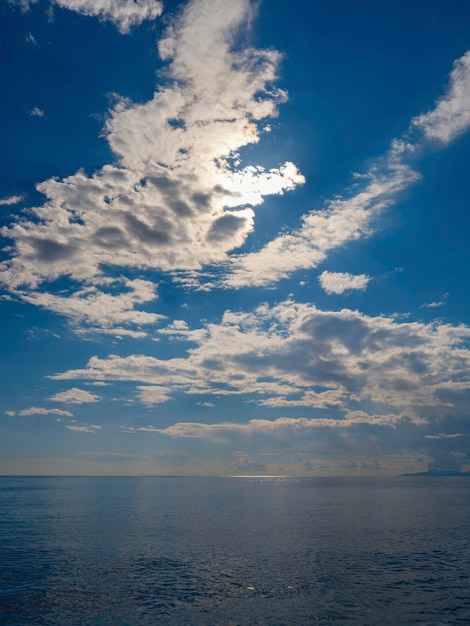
[420,293,449,309]
[0,195,24,206]
[219,50,470,289]
[222,145,418,288]
[425,432,470,440]
[319,271,370,295]
[142,413,409,441]
[157,319,207,343]
[25,31,38,46]
[49,387,101,404]
[1,0,302,333]
[3,4,470,340]
[412,51,470,144]
[9,0,163,33]
[29,107,44,117]
[65,423,102,433]
[51,300,470,428]
[76,451,153,462]
[258,389,344,409]
[21,278,164,336]
[136,385,172,406]
[17,406,74,416]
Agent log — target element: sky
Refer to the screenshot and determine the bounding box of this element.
[1,0,470,476]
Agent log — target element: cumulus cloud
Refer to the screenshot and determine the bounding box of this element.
[51,300,470,427]
[319,271,370,295]
[20,278,164,336]
[1,0,302,333]
[3,3,470,337]
[136,385,172,405]
[49,387,101,404]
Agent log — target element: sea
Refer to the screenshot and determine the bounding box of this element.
[0,476,469,625]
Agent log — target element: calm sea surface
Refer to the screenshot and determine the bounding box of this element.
[0,476,469,625]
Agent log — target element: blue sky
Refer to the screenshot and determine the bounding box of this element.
[1,0,470,476]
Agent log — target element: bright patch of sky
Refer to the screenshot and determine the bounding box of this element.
[1,0,470,476]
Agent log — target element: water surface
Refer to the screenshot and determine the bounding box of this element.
[1,476,469,625]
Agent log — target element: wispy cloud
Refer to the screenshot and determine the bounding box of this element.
[25,31,38,46]
[8,407,74,417]
[65,423,102,433]
[0,195,24,206]
[220,50,470,289]
[412,51,470,144]
[223,145,417,288]
[420,293,449,309]
[425,432,470,440]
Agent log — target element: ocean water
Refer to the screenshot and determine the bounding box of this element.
[0,476,469,625]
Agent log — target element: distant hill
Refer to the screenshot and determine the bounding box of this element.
[401,469,470,477]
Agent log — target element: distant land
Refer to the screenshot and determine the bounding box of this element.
[401,469,470,477]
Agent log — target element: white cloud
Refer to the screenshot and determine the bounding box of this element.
[258,389,344,409]
[17,407,74,416]
[0,195,24,206]
[420,293,449,309]
[49,387,101,404]
[319,271,371,295]
[50,300,470,425]
[157,319,207,343]
[425,432,470,440]
[20,278,164,336]
[413,51,470,144]
[66,423,102,433]
[9,0,163,33]
[136,385,172,405]
[1,0,302,332]
[26,31,38,45]
[219,50,470,289]
[144,413,408,440]
[56,0,163,33]
[223,146,418,287]
[29,107,44,117]
[3,3,470,340]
